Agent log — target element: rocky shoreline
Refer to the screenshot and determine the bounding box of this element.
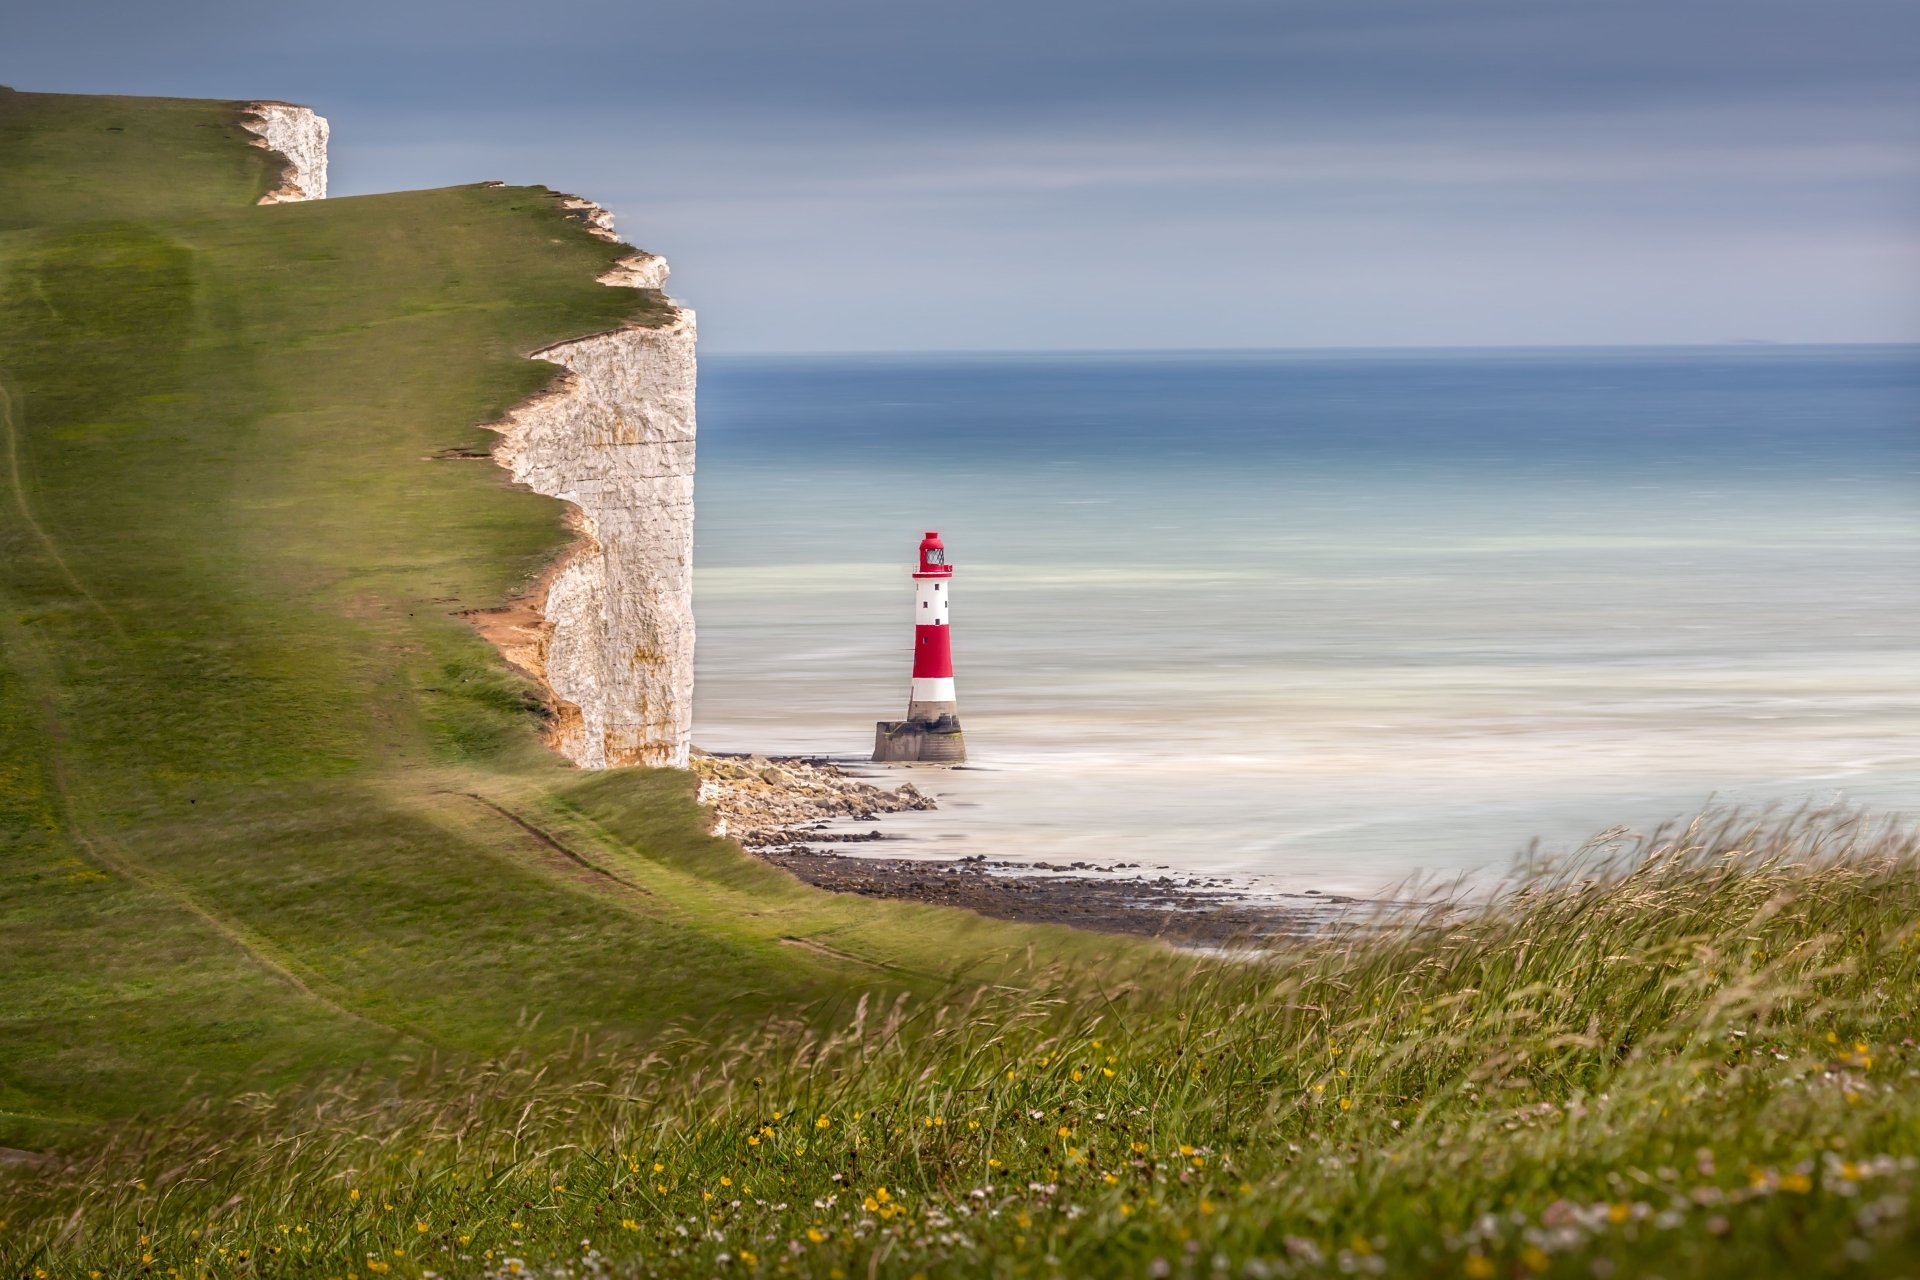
[693,752,1357,945]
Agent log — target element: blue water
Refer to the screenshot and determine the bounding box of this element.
[692,347,1920,894]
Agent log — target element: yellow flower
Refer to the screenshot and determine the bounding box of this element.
[739,1249,757,1265]
[458,1235,472,1245]
[1072,1070,1084,1083]
[415,1221,428,1234]
[1092,1039,1102,1048]
[1102,1173,1119,1185]
[816,1115,831,1130]
[988,1158,1002,1169]
[1178,1145,1196,1156]
[1199,1200,1215,1215]
[875,1187,892,1203]
[621,1218,639,1231]
[349,1189,361,1202]
[1102,1068,1115,1078]
[807,1227,827,1243]
[654,1162,665,1173]
[1131,1141,1148,1154]
[1521,1246,1550,1272]
[748,1135,761,1146]
[1119,1204,1134,1217]
[1780,1172,1812,1193]
[657,1184,668,1194]
[720,1176,733,1187]
[1607,1203,1631,1224]
[1339,1097,1354,1112]
[1463,1253,1495,1279]
[1058,1126,1073,1138]
[510,1220,523,1229]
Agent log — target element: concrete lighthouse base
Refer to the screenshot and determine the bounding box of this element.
[873,713,966,764]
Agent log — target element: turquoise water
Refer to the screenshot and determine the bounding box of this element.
[692,347,1920,895]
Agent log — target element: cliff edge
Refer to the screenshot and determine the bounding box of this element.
[242,101,328,201]
[487,215,697,770]
[239,105,695,770]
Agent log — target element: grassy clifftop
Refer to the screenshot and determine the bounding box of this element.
[0,87,1106,1148]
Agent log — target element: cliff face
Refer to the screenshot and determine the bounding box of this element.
[489,240,697,769]
[241,102,329,202]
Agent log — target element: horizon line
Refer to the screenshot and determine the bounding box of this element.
[701,340,1920,359]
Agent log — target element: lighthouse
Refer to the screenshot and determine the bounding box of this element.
[873,531,967,763]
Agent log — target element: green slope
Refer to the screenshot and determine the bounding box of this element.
[0,87,1107,1147]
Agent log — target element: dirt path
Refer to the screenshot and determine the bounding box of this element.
[0,377,128,642]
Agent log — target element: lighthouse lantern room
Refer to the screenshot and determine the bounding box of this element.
[873,531,967,763]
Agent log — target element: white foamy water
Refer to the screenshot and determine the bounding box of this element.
[691,350,1920,896]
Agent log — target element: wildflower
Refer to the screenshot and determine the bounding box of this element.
[654,1162,665,1172]
[350,1189,361,1202]
[1339,1098,1354,1112]
[748,1135,760,1146]
[807,1228,827,1244]
[1072,1070,1084,1083]
[1132,1141,1149,1155]
[875,1187,892,1203]
[1179,1145,1196,1156]
[657,1184,668,1194]
[1103,1068,1116,1079]
[1199,1200,1215,1216]
[1463,1254,1495,1279]
[621,1219,639,1231]
[817,1115,831,1130]
[458,1235,472,1245]
[1059,1126,1073,1138]
[1607,1203,1631,1224]
[1780,1173,1812,1194]
[739,1250,757,1265]
[415,1221,428,1234]
[511,1220,523,1229]
[1521,1246,1550,1271]
[721,1176,734,1187]
[1119,1204,1134,1217]
[1103,1173,1119,1185]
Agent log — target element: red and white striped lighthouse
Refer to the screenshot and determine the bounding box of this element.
[873,531,967,763]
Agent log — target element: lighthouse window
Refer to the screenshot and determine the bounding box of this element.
[927,548,946,565]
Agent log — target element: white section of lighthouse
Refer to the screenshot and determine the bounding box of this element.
[873,531,967,763]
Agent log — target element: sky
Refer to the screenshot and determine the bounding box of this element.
[9,0,1919,352]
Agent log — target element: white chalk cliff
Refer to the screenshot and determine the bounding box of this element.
[238,105,695,770]
[241,102,329,202]
[488,215,697,770]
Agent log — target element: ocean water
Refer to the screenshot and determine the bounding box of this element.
[691,347,1920,897]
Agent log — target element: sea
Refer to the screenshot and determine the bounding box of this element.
[690,347,1920,898]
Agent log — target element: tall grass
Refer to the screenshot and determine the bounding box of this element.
[6,810,1918,1278]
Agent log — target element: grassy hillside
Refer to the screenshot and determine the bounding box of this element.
[0,86,1116,1150]
[5,814,1919,1278]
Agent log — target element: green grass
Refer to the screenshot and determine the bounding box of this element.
[0,86,1122,1151]
[3,812,1918,1277]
